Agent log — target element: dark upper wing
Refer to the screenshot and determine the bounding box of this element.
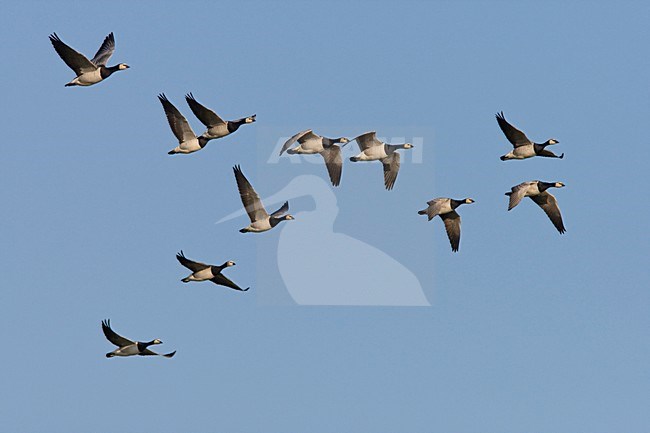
[529,192,566,234]
[49,33,97,75]
[139,349,176,358]
[381,152,400,190]
[176,251,210,272]
[496,112,532,148]
[90,32,115,66]
[210,273,249,291]
[352,131,383,151]
[320,145,342,186]
[185,93,225,128]
[158,94,196,143]
[102,319,134,348]
[233,165,268,223]
[440,211,461,252]
[270,201,289,217]
[279,129,311,155]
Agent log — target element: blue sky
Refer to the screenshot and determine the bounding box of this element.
[1,1,649,432]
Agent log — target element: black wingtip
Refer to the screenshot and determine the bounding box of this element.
[164,351,176,358]
[559,153,564,159]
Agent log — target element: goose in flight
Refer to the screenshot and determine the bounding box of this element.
[233,165,294,233]
[349,131,414,190]
[175,251,249,291]
[185,93,256,141]
[101,320,176,358]
[280,130,350,186]
[418,197,475,252]
[505,181,566,233]
[49,32,129,87]
[158,93,209,155]
[496,112,563,160]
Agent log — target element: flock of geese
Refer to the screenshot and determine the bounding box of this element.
[50,32,568,358]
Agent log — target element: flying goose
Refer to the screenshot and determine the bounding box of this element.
[102,320,176,358]
[496,112,563,160]
[349,131,414,190]
[418,197,475,252]
[49,32,129,87]
[158,94,209,155]
[280,130,350,186]
[175,251,249,291]
[505,181,566,233]
[185,93,256,141]
[233,165,294,233]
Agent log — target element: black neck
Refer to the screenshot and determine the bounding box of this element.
[450,199,465,209]
[100,65,121,79]
[537,181,554,192]
[227,118,248,133]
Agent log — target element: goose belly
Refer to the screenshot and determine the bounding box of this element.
[192,268,214,281]
[178,138,202,153]
[512,145,536,158]
[205,124,230,139]
[73,69,103,86]
[299,139,324,153]
[114,345,139,356]
[357,147,387,161]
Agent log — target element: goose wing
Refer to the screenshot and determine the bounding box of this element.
[158,94,196,144]
[175,251,210,272]
[440,210,461,252]
[102,319,134,348]
[381,152,400,190]
[423,198,449,221]
[210,273,249,291]
[320,145,342,186]
[352,131,383,151]
[507,182,534,210]
[233,165,269,223]
[90,32,115,66]
[270,201,289,217]
[49,33,97,75]
[139,349,176,358]
[279,129,311,155]
[496,112,532,148]
[185,93,225,128]
[529,192,566,234]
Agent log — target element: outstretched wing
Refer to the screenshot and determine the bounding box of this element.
[90,32,115,66]
[49,33,97,75]
[185,93,225,128]
[210,273,249,291]
[139,349,176,358]
[496,112,532,148]
[158,94,196,143]
[530,192,566,234]
[352,131,383,151]
[101,319,134,348]
[381,152,400,190]
[233,165,269,223]
[320,145,342,187]
[176,251,210,272]
[279,129,312,155]
[440,210,461,252]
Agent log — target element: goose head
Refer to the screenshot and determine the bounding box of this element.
[464,198,475,204]
[554,182,565,188]
[224,261,236,267]
[403,143,414,149]
[245,115,257,124]
[118,63,130,70]
[545,138,559,145]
